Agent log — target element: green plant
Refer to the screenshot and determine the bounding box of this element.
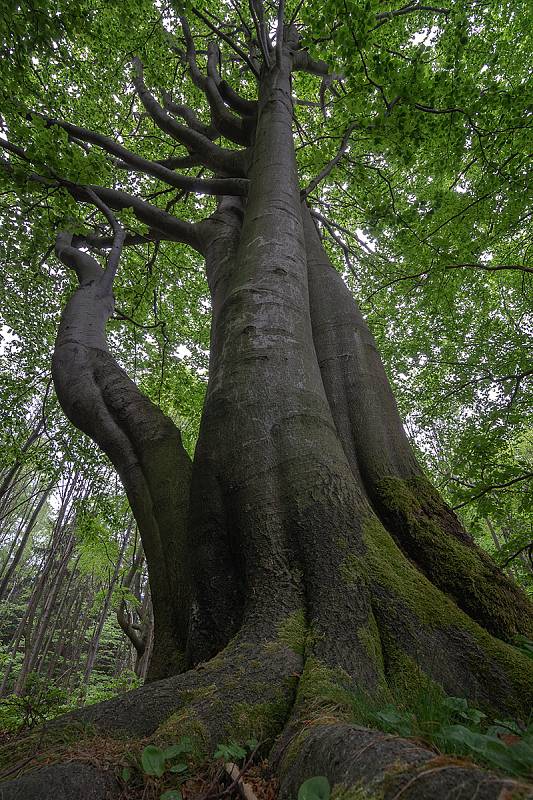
[298,776,331,800]
[0,673,68,731]
[372,705,414,736]
[436,725,533,778]
[369,692,533,779]
[213,738,258,762]
[140,737,193,778]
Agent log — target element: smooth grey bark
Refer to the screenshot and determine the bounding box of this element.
[304,202,533,642]
[51,232,193,680]
[3,17,533,800]
[185,50,380,689]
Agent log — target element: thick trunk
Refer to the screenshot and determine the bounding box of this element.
[186,58,380,692]
[304,203,533,642]
[4,25,533,800]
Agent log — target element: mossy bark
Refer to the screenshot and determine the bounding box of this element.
[304,202,533,642]
[5,29,533,800]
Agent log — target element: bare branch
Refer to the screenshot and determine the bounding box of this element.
[85,189,126,290]
[444,262,533,275]
[310,209,374,254]
[292,50,339,77]
[161,97,217,139]
[218,80,258,116]
[55,231,102,284]
[177,24,253,146]
[302,124,355,197]
[132,58,248,171]
[249,0,272,67]
[192,8,260,77]
[28,113,249,195]
[276,0,285,66]
[452,473,533,510]
[373,3,450,31]
[501,542,533,569]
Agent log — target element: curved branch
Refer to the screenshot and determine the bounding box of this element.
[178,22,254,146]
[53,238,193,681]
[302,123,355,197]
[0,143,209,253]
[372,3,450,31]
[501,542,533,568]
[218,80,258,116]
[161,98,217,139]
[292,49,340,78]
[67,184,205,252]
[132,58,248,171]
[452,473,533,510]
[30,113,248,195]
[191,8,260,77]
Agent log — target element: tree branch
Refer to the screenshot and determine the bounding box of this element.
[218,80,258,116]
[452,473,533,511]
[85,189,126,290]
[292,50,339,77]
[501,542,533,568]
[177,23,253,146]
[372,3,450,31]
[131,58,248,172]
[302,124,355,197]
[55,231,102,285]
[28,113,249,195]
[276,0,285,66]
[191,8,260,77]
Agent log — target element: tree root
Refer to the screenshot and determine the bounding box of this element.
[278,723,533,799]
[0,632,301,798]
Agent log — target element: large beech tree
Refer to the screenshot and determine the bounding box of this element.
[0,0,532,797]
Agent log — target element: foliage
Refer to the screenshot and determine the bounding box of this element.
[0,673,68,731]
[140,738,192,777]
[370,693,533,779]
[213,738,257,762]
[298,776,331,800]
[0,0,531,758]
[122,736,259,799]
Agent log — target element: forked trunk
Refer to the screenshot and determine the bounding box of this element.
[3,22,532,800]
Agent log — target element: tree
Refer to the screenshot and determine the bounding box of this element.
[0,1,532,797]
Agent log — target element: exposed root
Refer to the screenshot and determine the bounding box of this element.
[278,723,533,800]
[0,630,301,798]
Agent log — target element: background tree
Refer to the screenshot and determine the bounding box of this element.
[0,0,531,798]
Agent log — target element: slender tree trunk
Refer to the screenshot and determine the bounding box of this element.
[81,529,129,688]
[0,482,53,601]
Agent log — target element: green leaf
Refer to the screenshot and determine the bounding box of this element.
[141,745,166,777]
[121,766,132,782]
[214,741,247,761]
[442,696,468,712]
[169,763,188,774]
[160,791,183,800]
[163,744,188,760]
[298,776,331,800]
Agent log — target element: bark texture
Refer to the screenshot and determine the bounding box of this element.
[3,15,533,800]
[51,233,192,681]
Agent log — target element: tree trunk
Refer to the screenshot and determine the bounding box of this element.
[2,20,533,800]
[51,236,192,680]
[0,482,53,601]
